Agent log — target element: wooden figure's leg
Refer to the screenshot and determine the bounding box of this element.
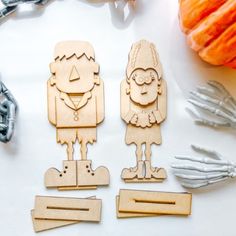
[135,143,143,162]
[144,143,151,162]
[121,143,144,180]
[67,142,74,161]
[144,143,153,179]
[80,140,88,160]
[144,142,167,180]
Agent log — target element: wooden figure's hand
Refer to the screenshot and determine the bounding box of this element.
[124,110,136,124]
[130,113,138,125]
[136,112,151,128]
[149,111,156,124]
[152,110,164,124]
[47,79,58,126]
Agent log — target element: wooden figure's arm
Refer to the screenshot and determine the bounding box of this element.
[95,78,105,124]
[47,77,58,126]
[152,79,167,124]
[120,79,137,124]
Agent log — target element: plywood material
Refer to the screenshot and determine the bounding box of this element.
[118,189,192,216]
[58,185,97,191]
[34,196,102,222]
[31,196,96,232]
[116,196,159,218]
[31,210,77,233]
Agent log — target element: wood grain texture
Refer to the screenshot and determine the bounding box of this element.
[34,196,102,222]
[118,189,192,216]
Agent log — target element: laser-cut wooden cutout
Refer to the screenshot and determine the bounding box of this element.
[44,41,110,190]
[118,189,192,216]
[121,40,167,183]
[34,196,102,222]
[31,196,96,232]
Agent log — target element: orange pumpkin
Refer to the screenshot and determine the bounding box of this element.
[179,0,236,69]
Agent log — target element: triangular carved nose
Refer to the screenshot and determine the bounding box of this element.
[69,66,80,82]
[141,85,147,94]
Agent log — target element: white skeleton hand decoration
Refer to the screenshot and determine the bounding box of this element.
[188,81,236,128]
[171,145,236,189]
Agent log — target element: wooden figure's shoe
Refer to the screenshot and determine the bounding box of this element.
[144,160,167,181]
[45,161,77,188]
[121,161,144,180]
[77,160,110,187]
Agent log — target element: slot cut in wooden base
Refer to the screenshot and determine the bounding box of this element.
[116,196,159,218]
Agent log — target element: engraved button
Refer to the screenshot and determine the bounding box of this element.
[74,111,79,121]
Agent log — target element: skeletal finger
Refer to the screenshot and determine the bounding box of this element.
[191,144,222,159]
[174,172,228,180]
[171,163,232,173]
[179,176,229,189]
[190,91,236,117]
[174,155,235,166]
[187,107,233,128]
[180,181,209,189]
[208,81,230,97]
[195,118,231,128]
[0,104,7,115]
[196,86,220,98]
[186,108,229,128]
[188,99,236,124]
[0,123,7,131]
[208,81,236,106]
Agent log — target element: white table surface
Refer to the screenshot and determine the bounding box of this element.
[0,1,236,235]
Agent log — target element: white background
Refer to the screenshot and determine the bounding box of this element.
[0,0,236,235]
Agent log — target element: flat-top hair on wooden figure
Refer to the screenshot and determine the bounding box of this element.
[121,39,167,182]
[45,41,109,190]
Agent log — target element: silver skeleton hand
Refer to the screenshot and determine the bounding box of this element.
[171,145,236,189]
[0,0,49,19]
[188,81,236,129]
[0,81,17,143]
[0,0,135,20]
